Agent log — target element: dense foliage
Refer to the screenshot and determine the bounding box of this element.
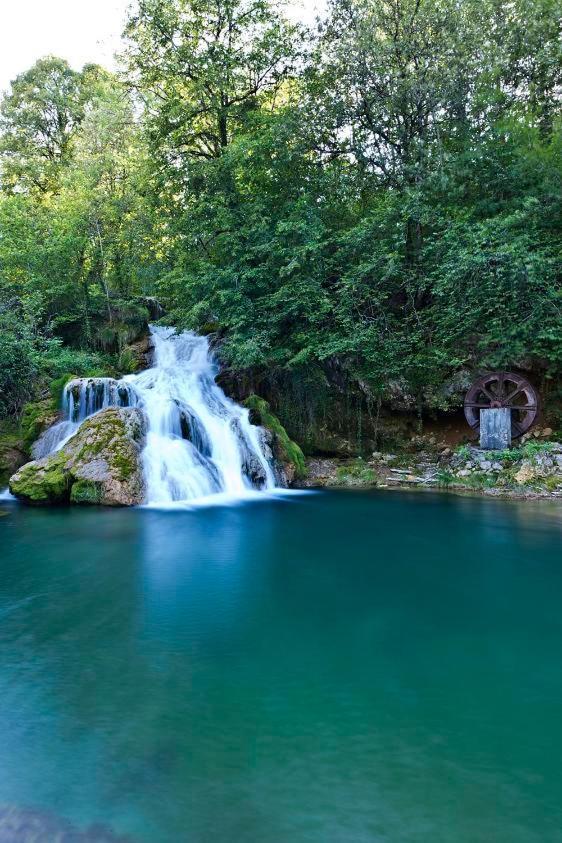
[0,0,560,427]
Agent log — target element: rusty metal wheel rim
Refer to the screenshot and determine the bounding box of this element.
[464,372,539,439]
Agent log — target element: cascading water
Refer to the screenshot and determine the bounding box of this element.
[5,326,279,506]
[32,378,137,459]
[128,326,276,504]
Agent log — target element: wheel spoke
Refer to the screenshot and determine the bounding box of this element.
[512,421,524,437]
[465,402,489,409]
[498,373,505,398]
[505,387,523,403]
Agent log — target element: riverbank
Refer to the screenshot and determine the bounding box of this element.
[297,434,562,501]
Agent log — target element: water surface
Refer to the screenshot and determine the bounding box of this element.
[1,491,561,842]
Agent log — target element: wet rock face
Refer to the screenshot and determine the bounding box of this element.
[259,427,292,486]
[176,402,212,456]
[227,417,270,489]
[243,395,306,485]
[9,408,147,507]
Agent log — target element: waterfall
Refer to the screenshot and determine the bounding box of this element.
[14,326,278,506]
[128,326,276,504]
[32,378,137,459]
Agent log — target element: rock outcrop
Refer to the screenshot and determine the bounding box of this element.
[21,398,62,453]
[118,334,154,374]
[9,408,147,506]
[243,394,306,485]
[0,436,27,487]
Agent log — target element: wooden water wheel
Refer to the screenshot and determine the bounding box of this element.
[464,372,539,439]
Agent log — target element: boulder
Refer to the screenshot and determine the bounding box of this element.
[514,461,537,485]
[9,408,147,506]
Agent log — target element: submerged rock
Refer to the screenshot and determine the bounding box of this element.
[9,408,147,506]
[0,805,134,842]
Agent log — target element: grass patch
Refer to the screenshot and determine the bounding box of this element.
[436,469,455,488]
[70,480,103,505]
[335,459,378,487]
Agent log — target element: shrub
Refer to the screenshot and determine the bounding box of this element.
[0,317,37,415]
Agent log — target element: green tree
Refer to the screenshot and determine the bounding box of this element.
[0,57,84,194]
[124,0,300,162]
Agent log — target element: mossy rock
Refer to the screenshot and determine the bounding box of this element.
[9,451,70,503]
[117,335,153,374]
[244,394,306,482]
[20,399,62,454]
[10,407,147,507]
[70,479,104,505]
[49,372,77,404]
[0,420,28,486]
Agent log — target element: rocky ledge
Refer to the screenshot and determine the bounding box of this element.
[9,408,147,506]
[298,437,562,500]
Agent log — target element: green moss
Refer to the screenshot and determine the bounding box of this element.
[455,444,472,461]
[112,452,135,481]
[244,394,306,479]
[9,452,70,503]
[9,407,144,507]
[436,469,455,488]
[459,473,500,490]
[199,321,220,336]
[486,441,554,464]
[543,475,562,493]
[20,399,60,454]
[70,479,103,505]
[73,412,126,463]
[0,419,26,485]
[49,373,76,404]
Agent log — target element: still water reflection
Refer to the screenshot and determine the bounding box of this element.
[0,491,561,842]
